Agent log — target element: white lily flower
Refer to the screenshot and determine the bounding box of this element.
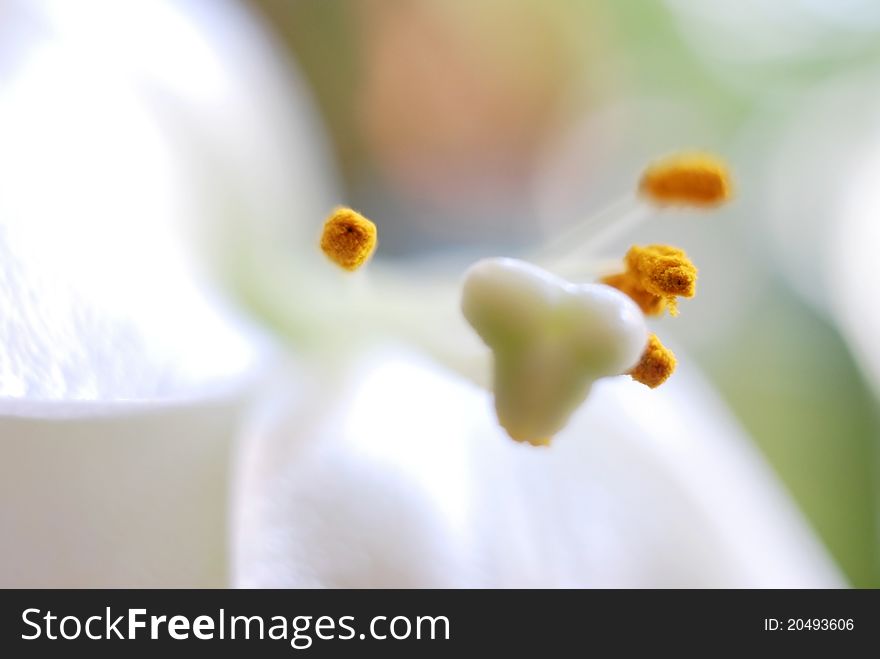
[232,173,842,586]
[0,0,843,588]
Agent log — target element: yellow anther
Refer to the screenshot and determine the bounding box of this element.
[601,244,697,317]
[629,333,676,388]
[626,244,696,299]
[600,271,667,317]
[639,152,732,208]
[320,207,378,271]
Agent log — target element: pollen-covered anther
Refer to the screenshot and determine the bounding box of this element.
[629,333,676,388]
[639,152,732,208]
[602,244,697,317]
[627,244,696,298]
[320,207,378,271]
[600,272,667,316]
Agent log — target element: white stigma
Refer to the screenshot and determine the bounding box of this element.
[461,257,647,444]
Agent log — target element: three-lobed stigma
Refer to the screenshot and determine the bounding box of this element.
[461,257,647,446]
[639,152,731,208]
[320,207,378,271]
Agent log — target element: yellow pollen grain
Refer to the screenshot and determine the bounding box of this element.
[639,152,732,208]
[630,333,676,388]
[601,244,696,317]
[320,207,378,271]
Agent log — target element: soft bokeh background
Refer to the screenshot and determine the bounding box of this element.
[242,0,880,587]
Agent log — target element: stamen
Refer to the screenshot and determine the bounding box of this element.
[320,207,378,271]
[536,152,731,274]
[601,244,697,317]
[629,333,676,388]
[639,152,731,208]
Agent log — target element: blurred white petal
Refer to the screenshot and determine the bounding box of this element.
[831,131,880,395]
[756,75,879,314]
[757,74,880,398]
[0,58,269,585]
[0,0,315,586]
[235,347,841,588]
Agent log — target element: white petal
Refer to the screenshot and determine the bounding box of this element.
[0,0,305,586]
[772,85,880,397]
[831,131,880,395]
[235,347,841,587]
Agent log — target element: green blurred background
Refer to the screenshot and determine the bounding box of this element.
[245,0,880,587]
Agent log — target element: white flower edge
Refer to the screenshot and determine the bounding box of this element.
[234,345,842,588]
[0,0,304,586]
[831,129,880,398]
